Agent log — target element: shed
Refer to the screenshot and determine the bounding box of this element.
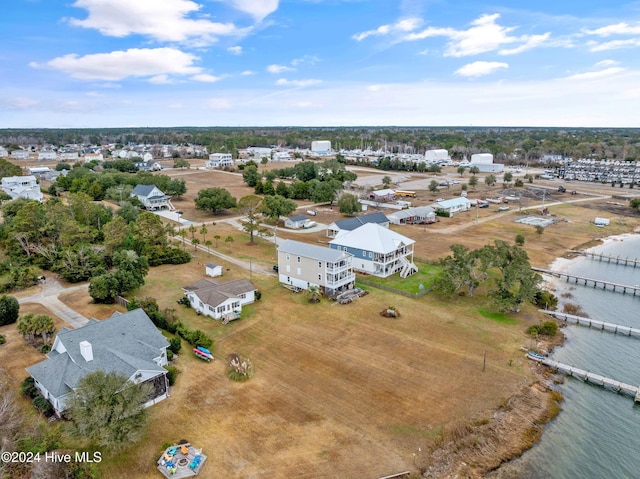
[594,217,610,226]
[205,263,223,277]
[284,215,309,229]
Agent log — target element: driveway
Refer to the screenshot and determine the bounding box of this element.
[18,279,89,329]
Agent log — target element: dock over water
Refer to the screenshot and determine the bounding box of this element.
[532,267,640,296]
[539,309,640,338]
[527,353,640,403]
[569,250,640,268]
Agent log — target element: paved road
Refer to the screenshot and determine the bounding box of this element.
[17,279,90,329]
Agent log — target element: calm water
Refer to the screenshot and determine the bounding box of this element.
[496,234,640,479]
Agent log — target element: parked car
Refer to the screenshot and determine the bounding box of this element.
[498,206,510,211]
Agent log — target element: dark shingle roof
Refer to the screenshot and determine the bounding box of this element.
[333,212,388,231]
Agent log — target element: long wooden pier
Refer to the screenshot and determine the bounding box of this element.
[527,353,640,403]
[538,309,640,338]
[569,250,640,268]
[532,267,640,296]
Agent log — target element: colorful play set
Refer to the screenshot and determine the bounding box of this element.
[192,346,214,361]
[157,442,207,478]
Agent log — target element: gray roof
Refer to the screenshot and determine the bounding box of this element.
[278,239,353,262]
[288,215,308,222]
[131,184,156,196]
[333,212,388,231]
[184,278,256,308]
[26,309,168,399]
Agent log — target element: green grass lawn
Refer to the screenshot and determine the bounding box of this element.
[356,262,441,294]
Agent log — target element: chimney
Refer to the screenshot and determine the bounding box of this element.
[79,341,93,362]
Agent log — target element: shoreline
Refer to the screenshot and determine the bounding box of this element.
[419,233,640,478]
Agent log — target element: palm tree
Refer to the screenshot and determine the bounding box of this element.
[192,237,200,251]
[225,235,234,252]
[188,224,197,239]
[177,229,187,248]
[205,240,212,255]
[214,234,221,248]
[200,224,208,244]
[307,285,321,303]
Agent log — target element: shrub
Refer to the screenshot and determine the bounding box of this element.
[515,234,525,246]
[169,337,182,354]
[227,353,254,382]
[164,365,179,386]
[255,290,262,301]
[22,376,39,398]
[534,290,558,310]
[32,396,55,417]
[39,344,51,354]
[0,334,5,345]
[167,349,174,361]
[527,321,558,337]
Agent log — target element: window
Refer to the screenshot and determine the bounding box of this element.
[297,268,301,275]
[318,261,322,268]
[362,251,366,257]
[297,256,301,263]
[286,253,290,260]
[369,252,373,258]
[318,274,322,281]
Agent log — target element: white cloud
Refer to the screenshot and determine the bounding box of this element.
[32,48,201,81]
[227,0,278,22]
[267,64,294,73]
[596,59,618,67]
[275,78,321,87]
[205,98,232,109]
[455,61,508,77]
[588,38,640,52]
[148,74,175,84]
[227,46,243,55]
[353,17,422,41]
[241,70,255,76]
[85,91,103,97]
[565,67,625,80]
[68,0,246,44]
[402,13,550,58]
[291,55,320,66]
[191,73,221,82]
[584,22,640,37]
[1,96,40,110]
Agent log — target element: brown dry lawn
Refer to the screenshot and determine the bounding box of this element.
[2,164,640,478]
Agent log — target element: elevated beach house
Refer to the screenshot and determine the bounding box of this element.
[329,223,418,278]
[131,184,172,211]
[26,309,170,417]
[277,239,355,296]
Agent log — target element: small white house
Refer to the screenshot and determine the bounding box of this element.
[594,217,610,226]
[433,197,472,217]
[285,215,310,229]
[272,151,292,161]
[38,151,57,161]
[131,184,172,210]
[60,152,79,162]
[0,147,8,158]
[11,150,29,160]
[84,152,104,163]
[205,263,223,278]
[183,278,256,322]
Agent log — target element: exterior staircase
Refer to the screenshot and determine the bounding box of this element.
[399,255,418,278]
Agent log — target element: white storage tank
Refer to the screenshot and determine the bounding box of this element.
[471,153,494,164]
[311,140,331,153]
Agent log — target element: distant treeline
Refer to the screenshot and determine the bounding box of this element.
[2,126,640,162]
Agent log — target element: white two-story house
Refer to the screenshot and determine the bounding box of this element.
[277,239,355,297]
[131,184,172,210]
[205,153,234,168]
[329,223,418,278]
[0,175,44,202]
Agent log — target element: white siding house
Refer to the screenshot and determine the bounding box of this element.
[284,215,311,229]
[433,197,472,217]
[26,309,170,417]
[183,278,256,323]
[0,175,44,202]
[131,184,172,210]
[11,150,30,160]
[38,151,57,161]
[277,239,355,296]
[329,223,418,278]
[206,153,234,168]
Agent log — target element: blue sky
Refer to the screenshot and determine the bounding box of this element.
[2,0,640,128]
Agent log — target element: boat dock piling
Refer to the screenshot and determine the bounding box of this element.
[532,267,640,296]
[538,310,640,338]
[569,250,640,268]
[527,354,640,403]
